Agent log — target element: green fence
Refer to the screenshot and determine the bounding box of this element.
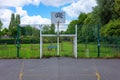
[0,24,120,59]
[0,38,120,58]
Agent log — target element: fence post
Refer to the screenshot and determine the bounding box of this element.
[17,25,20,58]
[98,24,100,57]
[57,21,60,56]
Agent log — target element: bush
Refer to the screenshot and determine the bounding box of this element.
[101,19,120,36]
[0,38,40,44]
[21,38,40,44]
[0,38,15,44]
[101,36,120,44]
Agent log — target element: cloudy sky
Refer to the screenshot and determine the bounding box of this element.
[0,0,97,28]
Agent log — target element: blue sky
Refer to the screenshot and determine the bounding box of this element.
[0,0,97,28]
[23,3,63,18]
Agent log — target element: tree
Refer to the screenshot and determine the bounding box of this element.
[9,13,16,37]
[42,25,55,43]
[2,28,9,35]
[32,27,40,37]
[21,27,26,36]
[9,13,20,38]
[65,13,88,42]
[15,14,20,26]
[77,13,87,42]
[81,13,98,42]
[50,24,55,34]
[0,19,3,37]
[9,13,15,30]
[25,25,33,36]
[101,19,120,36]
[42,25,51,34]
[66,20,78,34]
[78,13,87,23]
[0,19,3,31]
[114,0,120,17]
[96,0,114,25]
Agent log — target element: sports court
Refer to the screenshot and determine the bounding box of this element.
[0,57,120,80]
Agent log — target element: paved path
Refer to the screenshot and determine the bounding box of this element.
[0,58,120,80]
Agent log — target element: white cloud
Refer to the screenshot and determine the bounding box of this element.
[15,7,51,25]
[41,0,74,7]
[62,0,97,17]
[0,8,13,28]
[0,0,74,8]
[0,0,41,7]
[21,15,51,25]
[0,7,51,28]
[0,0,74,28]
[16,7,28,17]
[0,0,97,29]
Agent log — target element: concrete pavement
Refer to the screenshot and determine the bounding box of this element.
[0,58,120,80]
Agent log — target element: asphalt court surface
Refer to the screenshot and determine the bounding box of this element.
[0,57,120,80]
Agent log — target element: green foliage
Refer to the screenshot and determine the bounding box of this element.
[96,0,120,25]
[0,38,15,44]
[9,13,20,38]
[20,25,40,43]
[101,36,120,44]
[50,24,55,34]
[81,25,97,42]
[96,0,115,25]
[20,27,26,36]
[0,38,40,44]
[77,13,88,42]
[81,13,98,42]
[22,38,40,44]
[92,6,100,23]
[66,20,78,34]
[32,27,40,36]
[42,25,51,34]
[0,19,3,36]
[114,0,120,17]
[66,0,120,43]
[42,24,55,34]
[0,19,3,31]
[66,13,88,42]
[78,13,87,23]
[23,25,33,36]
[41,24,56,43]
[15,14,20,26]
[9,13,15,30]
[2,28,9,35]
[101,19,120,36]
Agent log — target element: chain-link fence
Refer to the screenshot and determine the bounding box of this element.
[0,25,40,58]
[0,24,120,58]
[77,24,120,58]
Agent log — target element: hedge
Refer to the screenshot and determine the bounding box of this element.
[0,38,40,44]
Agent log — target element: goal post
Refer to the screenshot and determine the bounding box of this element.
[74,25,77,58]
[40,25,42,59]
[39,24,77,58]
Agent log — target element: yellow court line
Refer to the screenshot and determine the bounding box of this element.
[91,59,101,80]
[96,71,101,80]
[19,62,24,80]
[19,72,23,80]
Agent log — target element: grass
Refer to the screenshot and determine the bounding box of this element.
[0,42,120,59]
